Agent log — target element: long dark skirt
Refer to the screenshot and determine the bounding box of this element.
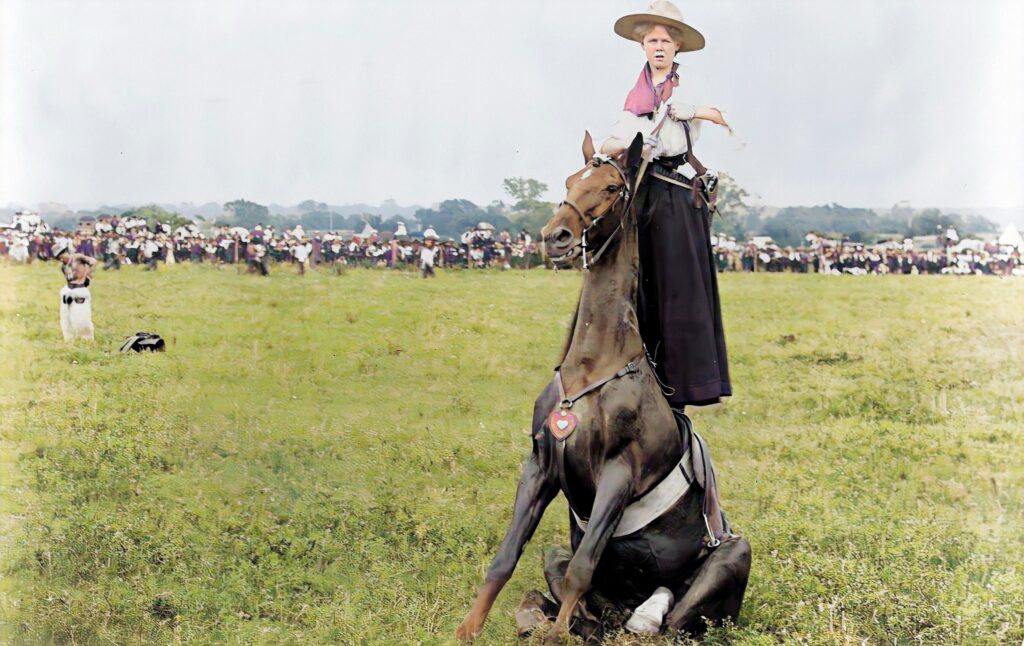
[635,175,731,407]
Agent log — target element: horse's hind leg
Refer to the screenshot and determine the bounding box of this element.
[665,536,751,635]
[530,546,602,643]
[542,545,572,603]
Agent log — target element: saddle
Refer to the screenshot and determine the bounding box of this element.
[674,410,731,546]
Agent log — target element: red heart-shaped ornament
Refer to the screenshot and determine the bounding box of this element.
[547,409,579,441]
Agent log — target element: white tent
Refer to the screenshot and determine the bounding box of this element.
[997,223,1023,249]
[359,222,377,237]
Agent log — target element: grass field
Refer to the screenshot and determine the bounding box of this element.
[0,262,1022,645]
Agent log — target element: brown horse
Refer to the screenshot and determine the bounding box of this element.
[456,133,751,644]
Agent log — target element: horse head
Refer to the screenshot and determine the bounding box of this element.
[542,131,643,268]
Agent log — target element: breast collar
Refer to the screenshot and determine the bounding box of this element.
[553,352,645,423]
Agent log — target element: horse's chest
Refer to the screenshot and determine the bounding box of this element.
[546,396,603,446]
[547,399,609,503]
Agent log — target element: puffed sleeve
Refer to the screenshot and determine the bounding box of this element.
[599,111,656,152]
[687,115,703,144]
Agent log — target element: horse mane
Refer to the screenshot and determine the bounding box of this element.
[556,180,639,366]
[558,291,582,364]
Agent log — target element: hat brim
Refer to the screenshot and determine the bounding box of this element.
[614,13,705,52]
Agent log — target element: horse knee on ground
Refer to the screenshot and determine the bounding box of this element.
[542,545,572,603]
[665,536,752,635]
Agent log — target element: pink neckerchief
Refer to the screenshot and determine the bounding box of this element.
[623,62,679,116]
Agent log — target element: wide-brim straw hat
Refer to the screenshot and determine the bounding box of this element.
[614,0,705,53]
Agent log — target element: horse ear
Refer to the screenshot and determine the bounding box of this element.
[624,132,645,182]
[582,131,595,162]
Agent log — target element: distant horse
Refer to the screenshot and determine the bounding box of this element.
[457,133,751,644]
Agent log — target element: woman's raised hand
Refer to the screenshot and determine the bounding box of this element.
[668,102,697,122]
[695,106,729,128]
[670,103,730,130]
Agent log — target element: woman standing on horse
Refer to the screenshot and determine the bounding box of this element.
[456,6,752,641]
[601,0,732,411]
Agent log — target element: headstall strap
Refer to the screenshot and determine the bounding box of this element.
[558,152,644,272]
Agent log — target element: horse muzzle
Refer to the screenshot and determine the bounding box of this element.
[544,227,579,265]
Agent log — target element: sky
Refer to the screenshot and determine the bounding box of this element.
[2,0,1023,214]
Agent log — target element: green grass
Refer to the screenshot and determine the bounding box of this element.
[1,262,1022,645]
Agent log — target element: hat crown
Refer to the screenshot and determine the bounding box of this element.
[614,0,704,51]
[646,0,685,23]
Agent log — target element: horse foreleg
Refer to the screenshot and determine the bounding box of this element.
[456,452,559,642]
[665,536,752,635]
[543,456,633,645]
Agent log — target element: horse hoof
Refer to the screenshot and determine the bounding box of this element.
[455,619,481,643]
[625,585,673,634]
[542,628,570,646]
[515,607,549,639]
[516,590,554,639]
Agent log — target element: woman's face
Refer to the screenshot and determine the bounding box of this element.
[641,24,678,72]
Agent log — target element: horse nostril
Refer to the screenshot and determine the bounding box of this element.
[554,227,572,245]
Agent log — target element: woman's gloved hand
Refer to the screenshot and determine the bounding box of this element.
[668,102,697,122]
[643,135,666,159]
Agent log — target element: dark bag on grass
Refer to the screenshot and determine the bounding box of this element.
[120,332,166,353]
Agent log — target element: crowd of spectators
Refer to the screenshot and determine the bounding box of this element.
[712,231,1024,276]
[3,212,1022,277]
[0,213,544,273]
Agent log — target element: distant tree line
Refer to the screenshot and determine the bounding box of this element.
[213,190,551,239]
[710,175,999,246]
[41,176,999,245]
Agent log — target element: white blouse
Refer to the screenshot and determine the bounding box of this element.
[604,101,705,173]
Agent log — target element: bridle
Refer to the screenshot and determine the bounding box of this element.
[551,114,672,270]
[555,156,631,271]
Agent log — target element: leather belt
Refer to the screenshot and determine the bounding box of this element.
[651,164,694,189]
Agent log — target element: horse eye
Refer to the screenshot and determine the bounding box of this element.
[606,185,620,192]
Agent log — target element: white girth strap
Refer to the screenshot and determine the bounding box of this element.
[573,448,693,538]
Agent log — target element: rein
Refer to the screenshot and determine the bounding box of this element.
[556,113,670,271]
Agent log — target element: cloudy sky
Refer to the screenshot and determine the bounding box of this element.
[1,0,1022,213]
